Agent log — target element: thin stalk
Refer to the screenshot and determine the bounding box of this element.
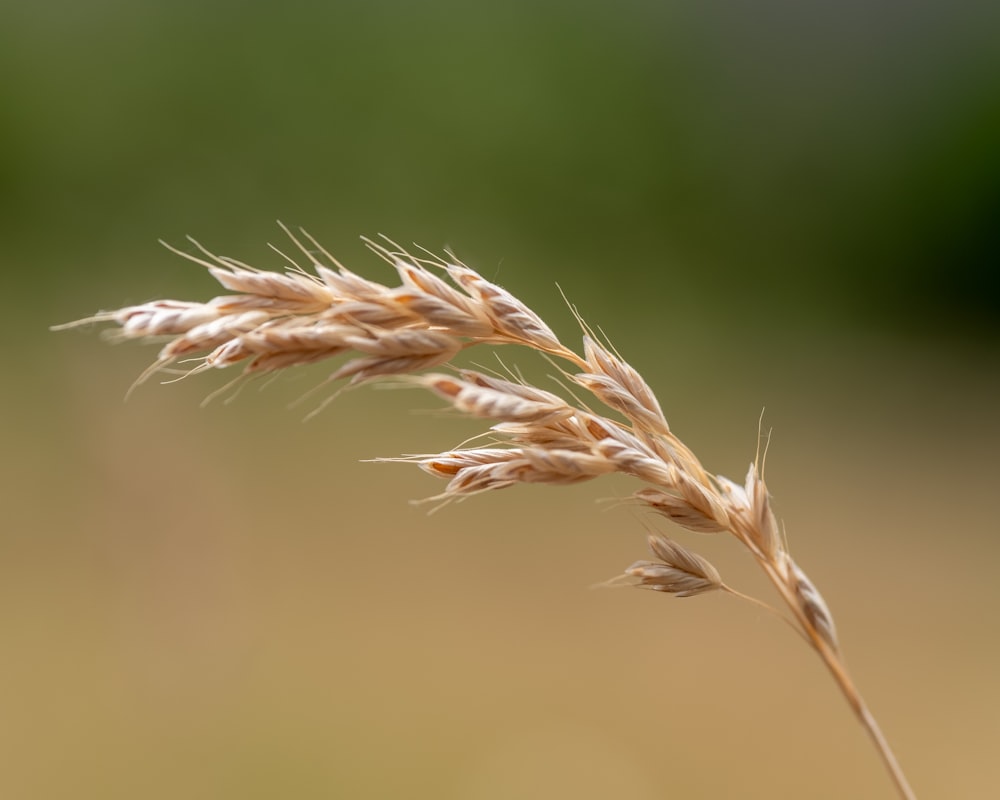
[758,560,917,800]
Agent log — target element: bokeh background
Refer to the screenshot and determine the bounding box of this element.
[3,1,998,797]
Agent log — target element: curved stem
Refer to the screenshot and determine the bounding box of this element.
[814,639,916,800]
[758,561,917,800]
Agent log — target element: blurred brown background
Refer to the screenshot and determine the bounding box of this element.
[3,1,999,797]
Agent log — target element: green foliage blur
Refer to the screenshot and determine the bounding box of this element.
[3,0,997,340]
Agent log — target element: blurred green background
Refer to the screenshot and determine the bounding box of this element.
[3,1,998,797]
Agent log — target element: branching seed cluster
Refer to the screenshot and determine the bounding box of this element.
[56,228,922,799]
[62,229,838,649]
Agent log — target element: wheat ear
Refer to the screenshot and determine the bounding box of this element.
[54,227,917,799]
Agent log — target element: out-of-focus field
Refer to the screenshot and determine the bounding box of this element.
[2,2,998,797]
[12,325,997,799]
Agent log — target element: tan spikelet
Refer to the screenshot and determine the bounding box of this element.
[623,533,722,597]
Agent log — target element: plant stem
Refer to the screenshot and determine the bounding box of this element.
[760,562,917,800]
[811,636,917,800]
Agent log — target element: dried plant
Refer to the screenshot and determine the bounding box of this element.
[55,227,917,799]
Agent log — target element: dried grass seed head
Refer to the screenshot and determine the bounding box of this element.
[624,533,723,597]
